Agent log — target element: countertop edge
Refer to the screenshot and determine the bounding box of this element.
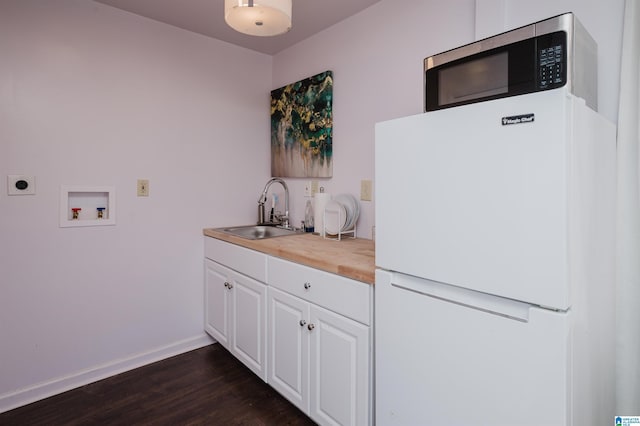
[203,228,375,285]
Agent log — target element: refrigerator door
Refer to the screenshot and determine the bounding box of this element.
[375,270,570,426]
[375,89,573,309]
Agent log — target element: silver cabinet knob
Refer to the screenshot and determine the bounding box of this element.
[307,323,315,331]
[299,320,306,327]
[303,282,311,289]
[224,281,233,289]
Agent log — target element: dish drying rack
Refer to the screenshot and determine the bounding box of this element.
[322,204,356,241]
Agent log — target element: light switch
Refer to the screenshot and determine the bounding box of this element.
[137,179,149,197]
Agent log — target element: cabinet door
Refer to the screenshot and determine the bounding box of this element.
[204,259,231,348]
[267,287,310,413]
[230,271,268,381]
[309,305,369,426]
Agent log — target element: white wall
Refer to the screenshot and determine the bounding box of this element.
[273,0,477,239]
[0,0,272,411]
[274,0,624,236]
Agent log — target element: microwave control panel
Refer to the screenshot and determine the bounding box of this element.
[537,31,567,90]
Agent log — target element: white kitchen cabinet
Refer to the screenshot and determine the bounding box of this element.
[268,257,371,426]
[204,238,268,381]
[268,287,309,411]
[204,236,372,426]
[308,304,369,426]
[204,258,231,347]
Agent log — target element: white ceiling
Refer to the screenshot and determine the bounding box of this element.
[94,0,382,55]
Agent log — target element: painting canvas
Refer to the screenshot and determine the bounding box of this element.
[271,71,333,178]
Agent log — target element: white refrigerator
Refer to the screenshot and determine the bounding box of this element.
[374,88,616,426]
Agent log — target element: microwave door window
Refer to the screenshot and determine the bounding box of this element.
[438,52,509,106]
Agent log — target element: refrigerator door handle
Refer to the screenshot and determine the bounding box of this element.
[390,273,537,322]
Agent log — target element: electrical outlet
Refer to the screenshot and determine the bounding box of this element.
[7,175,35,195]
[304,181,312,197]
[311,180,319,196]
[137,179,149,197]
[360,179,372,201]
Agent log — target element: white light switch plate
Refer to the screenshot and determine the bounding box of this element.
[7,175,35,195]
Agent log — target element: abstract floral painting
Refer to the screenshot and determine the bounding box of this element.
[270,71,333,178]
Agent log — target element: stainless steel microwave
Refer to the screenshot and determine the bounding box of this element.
[424,12,597,112]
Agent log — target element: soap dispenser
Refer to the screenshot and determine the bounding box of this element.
[304,199,314,232]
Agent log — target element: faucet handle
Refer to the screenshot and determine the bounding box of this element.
[271,212,289,227]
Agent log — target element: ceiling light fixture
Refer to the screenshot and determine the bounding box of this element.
[224,0,292,37]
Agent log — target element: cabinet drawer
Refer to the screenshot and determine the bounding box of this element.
[205,237,266,282]
[267,256,371,325]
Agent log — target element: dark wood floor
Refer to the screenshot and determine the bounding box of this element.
[0,343,316,426]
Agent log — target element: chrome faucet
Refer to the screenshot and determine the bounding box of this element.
[258,178,290,229]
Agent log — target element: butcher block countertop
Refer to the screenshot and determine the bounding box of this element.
[203,228,375,284]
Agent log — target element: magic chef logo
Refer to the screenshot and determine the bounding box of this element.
[502,113,535,125]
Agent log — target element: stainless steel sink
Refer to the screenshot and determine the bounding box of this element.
[218,225,302,240]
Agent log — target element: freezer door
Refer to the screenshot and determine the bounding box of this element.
[375,89,572,309]
[375,270,571,426]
